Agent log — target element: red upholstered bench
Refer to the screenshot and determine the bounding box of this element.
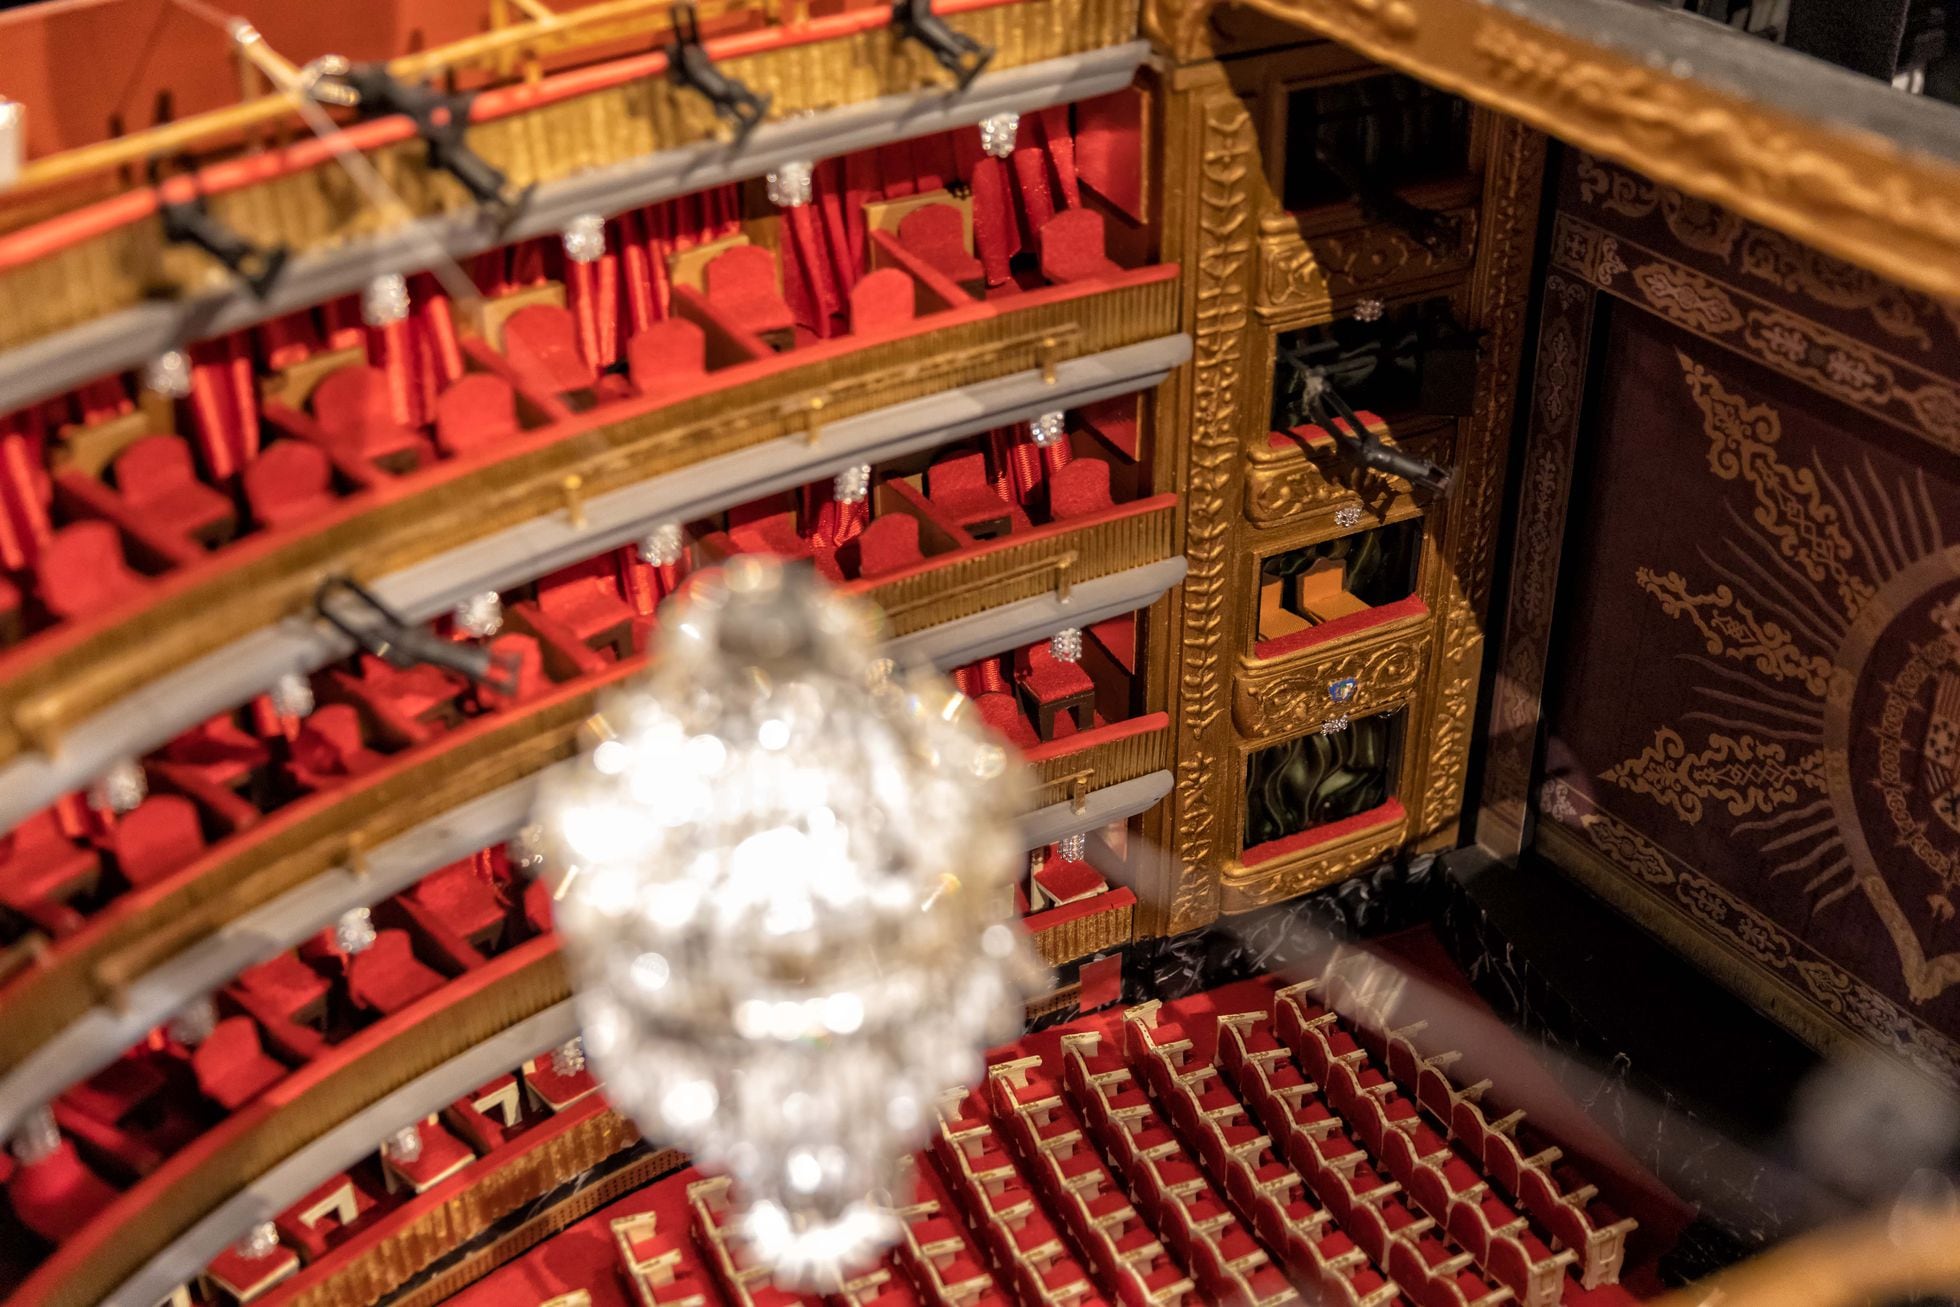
[233,952,333,1029]
[703,246,795,351]
[925,452,1024,541]
[345,929,447,1015]
[896,203,985,296]
[535,555,637,660]
[1016,644,1096,740]
[285,703,386,792]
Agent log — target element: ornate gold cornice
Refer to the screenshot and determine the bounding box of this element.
[1231,614,1431,742]
[1186,0,1960,304]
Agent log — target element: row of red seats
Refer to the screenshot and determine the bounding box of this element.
[987,1055,1199,1307]
[3,838,551,1283]
[1315,966,1640,1291]
[0,541,658,949]
[1211,1010,1507,1307]
[930,1087,1107,1306]
[1272,981,1578,1307]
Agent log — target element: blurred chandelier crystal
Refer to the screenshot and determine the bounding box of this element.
[536,555,1043,1288]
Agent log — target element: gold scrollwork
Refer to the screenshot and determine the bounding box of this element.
[1232,621,1431,740]
[1256,207,1479,320]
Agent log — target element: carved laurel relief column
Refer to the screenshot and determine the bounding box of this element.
[1409,113,1548,851]
[1143,61,1263,936]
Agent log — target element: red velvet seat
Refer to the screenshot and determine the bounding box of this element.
[346,929,447,1015]
[244,440,340,531]
[110,795,205,889]
[7,1139,117,1243]
[1033,855,1106,906]
[535,556,636,658]
[434,373,521,457]
[725,493,811,561]
[234,952,332,1028]
[410,860,508,952]
[113,435,236,547]
[849,268,918,335]
[349,653,469,731]
[851,513,925,579]
[1038,208,1123,284]
[926,452,1022,539]
[34,521,146,621]
[503,305,598,395]
[0,812,99,933]
[1047,458,1116,521]
[896,204,985,290]
[159,713,270,790]
[191,1015,288,1109]
[311,366,431,472]
[703,246,795,349]
[286,703,384,791]
[627,318,709,399]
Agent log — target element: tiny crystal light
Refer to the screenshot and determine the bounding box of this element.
[336,907,377,955]
[235,1222,282,1261]
[11,1106,59,1164]
[832,464,872,505]
[979,112,1019,159]
[269,671,315,719]
[1321,715,1351,736]
[383,1124,423,1163]
[509,822,548,871]
[455,591,504,638]
[90,760,146,815]
[766,161,815,208]
[551,1037,587,1076]
[361,273,411,328]
[563,213,607,264]
[235,1223,281,1261]
[1049,627,1083,664]
[1334,503,1363,529]
[536,556,1042,1288]
[143,350,194,399]
[1354,297,1387,323]
[1057,831,1087,862]
[168,996,217,1047]
[640,523,685,568]
[1030,411,1066,447]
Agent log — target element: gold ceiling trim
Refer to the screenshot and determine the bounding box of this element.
[1150,0,1960,304]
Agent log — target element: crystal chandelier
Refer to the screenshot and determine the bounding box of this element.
[536,556,1043,1288]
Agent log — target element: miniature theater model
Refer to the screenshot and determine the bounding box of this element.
[1,0,1959,1304]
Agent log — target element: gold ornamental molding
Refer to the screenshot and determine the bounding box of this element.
[0,0,1139,353]
[0,274,1176,773]
[1027,716,1174,809]
[1231,612,1431,741]
[1255,204,1480,328]
[1161,0,1960,305]
[1219,802,1409,912]
[1031,893,1138,965]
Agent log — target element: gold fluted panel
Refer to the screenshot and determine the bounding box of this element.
[1032,895,1136,965]
[0,274,1177,772]
[1026,720,1172,809]
[0,0,1141,352]
[31,946,573,1307]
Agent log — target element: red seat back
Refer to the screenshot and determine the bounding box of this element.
[434,374,520,455]
[928,451,991,497]
[244,441,336,529]
[897,204,968,257]
[113,795,205,887]
[113,435,198,503]
[310,366,396,437]
[35,521,141,621]
[190,1016,277,1101]
[704,245,781,301]
[853,513,924,579]
[849,268,917,335]
[1047,458,1113,520]
[1038,208,1121,284]
[503,305,597,393]
[627,318,708,392]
